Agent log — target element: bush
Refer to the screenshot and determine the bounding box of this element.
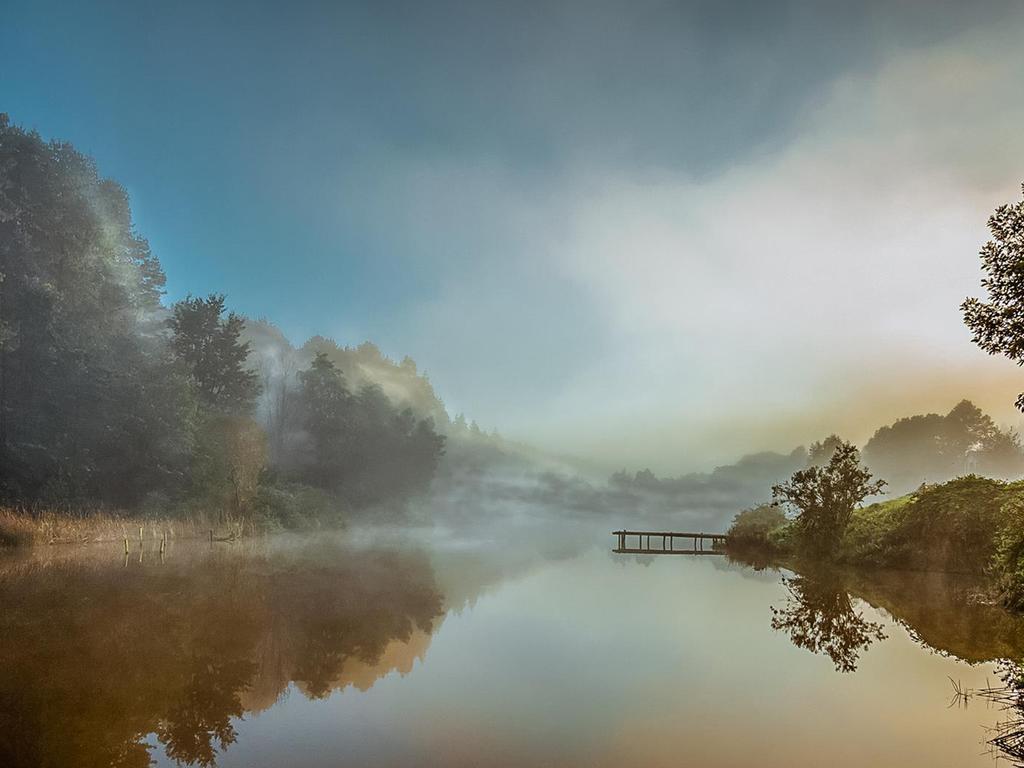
[995,495,1024,610]
[839,495,915,566]
[727,504,789,549]
[252,480,346,531]
[898,475,1013,573]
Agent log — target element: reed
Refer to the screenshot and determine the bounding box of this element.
[0,507,215,548]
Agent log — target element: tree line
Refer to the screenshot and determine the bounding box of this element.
[0,114,445,524]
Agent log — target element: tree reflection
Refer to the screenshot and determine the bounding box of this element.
[0,542,444,768]
[973,660,1024,764]
[770,572,886,673]
[157,655,254,767]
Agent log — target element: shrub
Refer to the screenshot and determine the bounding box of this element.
[727,504,789,549]
[839,495,915,566]
[898,475,1012,573]
[995,495,1024,610]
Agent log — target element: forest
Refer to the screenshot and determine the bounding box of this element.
[0,114,466,531]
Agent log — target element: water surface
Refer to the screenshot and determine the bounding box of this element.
[1,529,1021,767]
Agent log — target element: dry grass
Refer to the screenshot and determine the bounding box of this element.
[0,507,219,548]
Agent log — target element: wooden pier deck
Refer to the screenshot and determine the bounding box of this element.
[612,529,728,555]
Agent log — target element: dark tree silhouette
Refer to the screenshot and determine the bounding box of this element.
[770,572,886,673]
[169,294,260,416]
[772,441,885,556]
[0,114,191,504]
[962,183,1024,411]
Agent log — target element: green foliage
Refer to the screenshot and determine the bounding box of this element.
[962,183,1024,412]
[772,441,885,557]
[897,475,1011,572]
[0,114,192,505]
[727,503,788,548]
[838,495,914,565]
[252,480,343,530]
[0,115,452,526]
[995,495,1024,611]
[830,476,1022,574]
[169,294,260,415]
[294,354,446,506]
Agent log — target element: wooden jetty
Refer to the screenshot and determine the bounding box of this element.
[612,529,728,555]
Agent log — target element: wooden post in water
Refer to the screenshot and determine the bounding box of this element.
[139,526,144,544]
[209,529,214,545]
[123,535,129,555]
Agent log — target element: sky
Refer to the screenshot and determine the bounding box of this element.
[3,0,1024,472]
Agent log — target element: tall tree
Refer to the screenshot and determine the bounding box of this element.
[297,353,351,486]
[0,113,190,504]
[962,183,1024,410]
[169,294,260,415]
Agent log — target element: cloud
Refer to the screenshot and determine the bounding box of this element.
[305,9,1024,472]
[517,18,1024,469]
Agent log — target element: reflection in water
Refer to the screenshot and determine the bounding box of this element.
[769,571,886,673]
[0,541,443,768]
[970,660,1024,764]
[750,558,1024,763]
[3,534,1024,767]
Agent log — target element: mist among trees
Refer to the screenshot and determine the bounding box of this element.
[0,114,451,525]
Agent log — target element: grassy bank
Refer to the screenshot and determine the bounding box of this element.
[0,508,243,548]
[726,475,1024,610]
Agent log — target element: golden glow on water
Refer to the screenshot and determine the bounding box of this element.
[0,535,1019,767]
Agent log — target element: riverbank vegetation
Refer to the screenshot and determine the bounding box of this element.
[0,115,462,540]
[728,472,1024,611]
[725,185,1024,611]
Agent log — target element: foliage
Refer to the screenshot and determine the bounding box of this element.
[863,400,1024,494]
[962,183,1024,411]
[837,494,914,566]
[294,354,446,506]
[726,503,788,548]
[897,475,1012,572]
[994,494,1024,611]
[0,114,193,506]
[252,480,342,530]
[189,416,268,522]
[807,434,843,467]
[169,294,260,415]
[0,114,454,531]
[772,441,885,557]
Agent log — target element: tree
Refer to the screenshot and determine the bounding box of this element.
[0,114,190,505]
[863,400,1024,493]
[772,441,885,556]
[169,294,260,415]
[807,434,843,467]
[296,353,350,486]
[962,183,1024,411]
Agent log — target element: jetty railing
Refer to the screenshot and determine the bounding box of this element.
[612,529,728,555]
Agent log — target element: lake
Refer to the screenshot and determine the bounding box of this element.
[1,525,1022,767]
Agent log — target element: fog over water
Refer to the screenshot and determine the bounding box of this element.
[6,1,1024,472]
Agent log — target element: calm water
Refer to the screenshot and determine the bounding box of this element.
[2,527,1023,767]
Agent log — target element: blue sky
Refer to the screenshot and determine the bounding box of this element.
[3,1,1024,470]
